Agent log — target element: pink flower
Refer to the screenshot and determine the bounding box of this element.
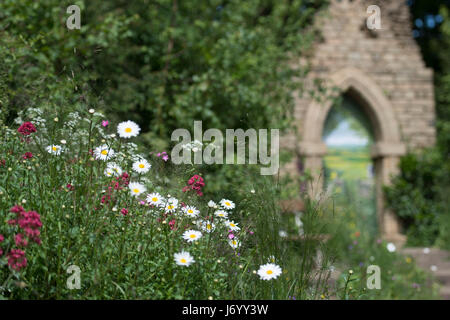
[228,233,235,239]
[7,249,27,271]
[0,234,4,243]
[17,122,37,136]
[156,151,169,162]
[102,120,109,127]
[120,208,128,216]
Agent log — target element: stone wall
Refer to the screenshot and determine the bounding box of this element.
[283,0,436,154]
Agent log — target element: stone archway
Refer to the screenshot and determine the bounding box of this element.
[299,67,406,244]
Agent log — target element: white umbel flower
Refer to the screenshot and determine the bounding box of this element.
[132,158,151,174]
[214,210,228,219]
[225,220,240,231]
[257,263,282,280]
[386,242,396,253]
[208,200,217,208]
[117,120,140,138]
[129,182,146,197]
[94,144,115,161]
[104,163,122,177]
[182,206,200,218]
[174,251,195,267]
[46,145,63,155]
[146,192,163,206]
[220,199,235,210]
[182,230,202,242]
[201,221,216,233]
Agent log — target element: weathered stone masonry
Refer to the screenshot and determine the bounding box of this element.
[281,0,436,243]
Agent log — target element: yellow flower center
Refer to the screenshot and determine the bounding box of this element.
[225,202,230,206]
[139,163,145,168]
[190,234,196,239]
[230,223,235,227]
[167,205,174,210]
[207,224,212,230]
[152,197,158,202]
[125,128,132,133]
[101,150,108,155]
[52,146,58,151]
[188,209,193,213]
[180,258,187,263]
[232,240,236,245]
[266,270,273,275]
[133,188,140,193]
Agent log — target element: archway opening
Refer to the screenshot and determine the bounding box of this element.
[322,92,378,236]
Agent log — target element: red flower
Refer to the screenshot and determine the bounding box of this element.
[0,234,4,243]
[10,205,25,214]
[9,205,42,245]
[22,152,33,160]
[120,208,129,216]
[17,122,37,136]
[183,175,205,196]
[7,249,27,271]
[15,233,28,247]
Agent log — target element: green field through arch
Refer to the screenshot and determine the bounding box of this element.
[322,93,378,236]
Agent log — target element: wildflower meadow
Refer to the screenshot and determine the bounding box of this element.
[0,108,440,300]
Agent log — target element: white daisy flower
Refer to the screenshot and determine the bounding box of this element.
[129,182,146,197]
[104,163,122,177]
[132,158,151,174]
[228,238,241,249]
[225,220,240,231]
[214,210,229,219]
[146,192,163,206]
[117,120,140,138]
[174,251,195,267]
[386,242,396,253]
[46,145,63,155]
[201,221,216,233]
[220,199,235,210]
[182,206,200,218]
[182,230,203,242]
[163,198,179,213]
[94,144,115,161]
[257,263,282,280]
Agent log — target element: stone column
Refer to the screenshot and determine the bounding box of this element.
[371,142,406,245]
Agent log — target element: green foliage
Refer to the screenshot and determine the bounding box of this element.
[385,151,450,248]
[0,0,327,139]
[385,4,450,248]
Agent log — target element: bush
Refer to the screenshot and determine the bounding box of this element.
[384,151,450,248]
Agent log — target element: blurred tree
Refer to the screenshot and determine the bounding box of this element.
[0,0,328,150]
